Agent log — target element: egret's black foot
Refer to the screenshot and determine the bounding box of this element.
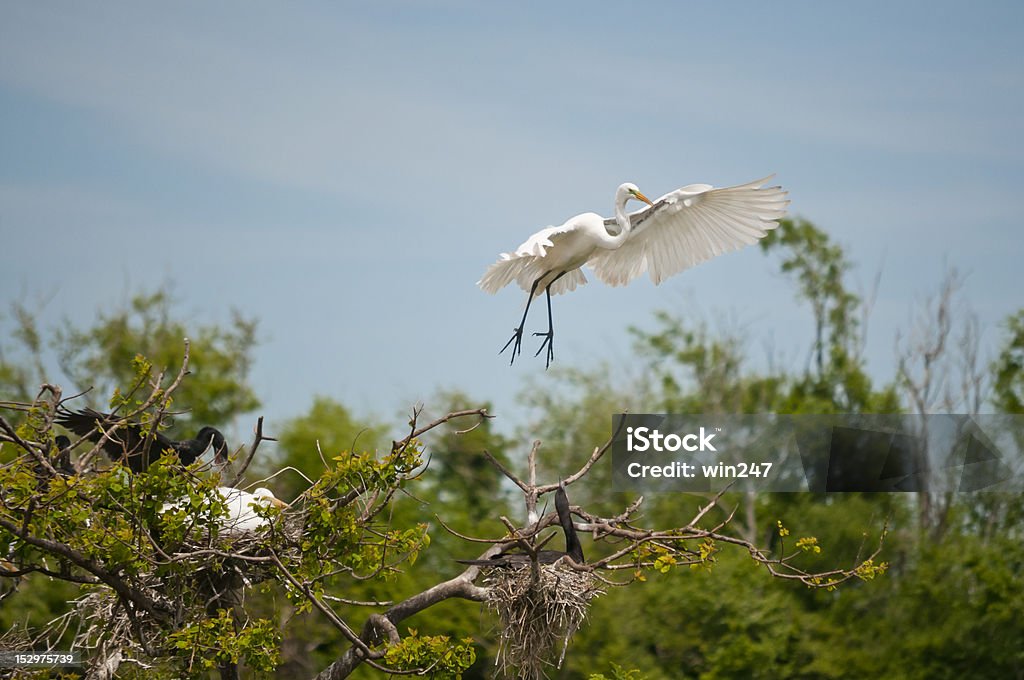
[533,330,555,369]
[500,326,526,365]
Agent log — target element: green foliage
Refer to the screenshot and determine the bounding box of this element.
[0,341,452,677]
[0,286,259,437]
[631,315,786,414]
[271,440,431,609]
[589,664,649,680]
[794,536,821,554]
[251,394,503,679]
[168,609,280,676]
[760,218,899,413]
[0,410,445,676]
[419,390,512,516]
[54,289,260,426]
[0,575,80,643]
[271,395,386,501]
[760,219,858,372]
[526,217,1024,678]
[571,550,806,678]
[518,364,650,516]
[854,558,887,581]
[381,629,476,678]
[0,441,286,672]
[885,533,1024,679]
[0,302,47,403]
[3,219,1023,679]
[294,488,426,582]
[992,309,1024,413]
[519,362,639,459]
[630,218,899,418]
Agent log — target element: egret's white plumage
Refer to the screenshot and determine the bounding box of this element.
[162,486,287,537]
[479,176,788,366]
[590,176,789,286]
[218,487,287,536]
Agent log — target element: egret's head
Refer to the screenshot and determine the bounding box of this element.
[252,487,288,509]
[620,183,653,206]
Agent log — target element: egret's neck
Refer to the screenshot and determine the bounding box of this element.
[609,193,633,247]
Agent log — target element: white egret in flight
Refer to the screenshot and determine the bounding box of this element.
[478,176,789,367]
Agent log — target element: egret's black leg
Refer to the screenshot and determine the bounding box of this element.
[500,277,542,365]
[533,271,568,369]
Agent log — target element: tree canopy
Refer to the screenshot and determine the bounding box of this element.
[1,219,1022,679]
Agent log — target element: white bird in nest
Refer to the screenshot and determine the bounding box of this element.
[163,487,287,538]
[479,175,789,367]
[218,487,287,536]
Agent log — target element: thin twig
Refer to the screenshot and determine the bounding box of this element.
[397,408,492,447]
[227,416,276,487]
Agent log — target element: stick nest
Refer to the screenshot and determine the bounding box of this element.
[62,534,293,678]
[483,563,603,679]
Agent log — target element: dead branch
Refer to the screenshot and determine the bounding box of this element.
[396,407,492,450]
[226,416,276,487]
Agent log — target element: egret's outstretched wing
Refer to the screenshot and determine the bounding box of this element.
[478,224,587,297]
[590,176,788,286]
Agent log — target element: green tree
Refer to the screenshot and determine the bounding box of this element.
[4,225,1019,679]
[0,302,48,404]
[758,218,898,413]
[0,287,264,676]
[416,389,513,517]
[626,219,899,417]
[524,217,901,675]
[992,309,1024,414]
[1,367,478,679]
[269,395,387,502]
[0,287,259,429]
[533,219,1024,679]
[55,289,260,426]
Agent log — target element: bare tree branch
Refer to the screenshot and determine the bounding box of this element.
[226,416,276,487]
[315,573,487,680]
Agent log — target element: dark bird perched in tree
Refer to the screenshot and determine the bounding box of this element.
[55,407,228,473]
[458,480,584,567]
[33,435,76,480]
[52,435,75,476]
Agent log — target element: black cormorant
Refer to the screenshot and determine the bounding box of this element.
[32,435,76,480]
[458,481,583,567]
[55,407,228,473]
[53,435,75,476]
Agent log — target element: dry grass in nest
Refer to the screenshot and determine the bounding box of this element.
[60,537,284,678]
[68,589,166,679]
[484,563,603,679]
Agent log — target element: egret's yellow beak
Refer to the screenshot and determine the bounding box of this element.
[635,190,653,206]
[271,498,288,509]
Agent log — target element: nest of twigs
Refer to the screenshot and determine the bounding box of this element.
[59,525,303,678]
[66,589,168,680]
[483,563,603,679]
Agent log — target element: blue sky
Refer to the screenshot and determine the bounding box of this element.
[1,2,1021,440]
